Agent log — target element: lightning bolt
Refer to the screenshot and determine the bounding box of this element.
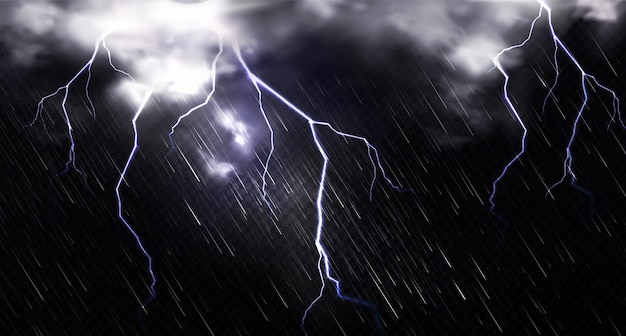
[28,31,158,314]
[31,24,409,334]
[231,41,408,333]
[114,89,156,311]
[167,34,224,152]
[29,0,624,333]
[27,31,132,184]
[489,0,622,235]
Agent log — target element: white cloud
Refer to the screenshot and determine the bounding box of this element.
[3,0,622,150]
[201,156,235,178]
[575,0,622,21]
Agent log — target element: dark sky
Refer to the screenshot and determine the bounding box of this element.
[2,2,626,336]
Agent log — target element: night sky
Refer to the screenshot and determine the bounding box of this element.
[2,1,626,335]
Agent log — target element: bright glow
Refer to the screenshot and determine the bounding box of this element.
[116,80,150,105]
[151,59,210,94]
[219,111,250,147]
[234,134,246,146]
[202,156,235,178]
[64,1,231,96]
[94,1,229,37]
[449,36,506,75]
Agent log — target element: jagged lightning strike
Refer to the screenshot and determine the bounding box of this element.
[29,17,408,335]
[27,30,133,184]
[489,0,622,233]
[29,0,623,333]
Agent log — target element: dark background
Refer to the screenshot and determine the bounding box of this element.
[2,6,626,336]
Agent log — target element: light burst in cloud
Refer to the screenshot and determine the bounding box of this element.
[2,0,242,92]
[201,155,236,179]
[449,36,512,75]
[219,111,250,148]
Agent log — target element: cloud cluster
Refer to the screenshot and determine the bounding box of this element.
[299,0,623,74]
[575,0,623,21]
[2,0,237,95]
[2,0,623,151]
[3,0,621,74]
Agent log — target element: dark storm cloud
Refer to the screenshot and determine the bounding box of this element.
[4,0,620,68]
[2,0,622,150]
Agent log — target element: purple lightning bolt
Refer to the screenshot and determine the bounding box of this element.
[489,0,622,234]
[114,89,156,310]
[231,41,410,333]
[33,25,410,333]
[27,31,132,184]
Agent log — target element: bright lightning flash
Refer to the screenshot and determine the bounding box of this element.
[29,5,410,335]
[489,0,623,233]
